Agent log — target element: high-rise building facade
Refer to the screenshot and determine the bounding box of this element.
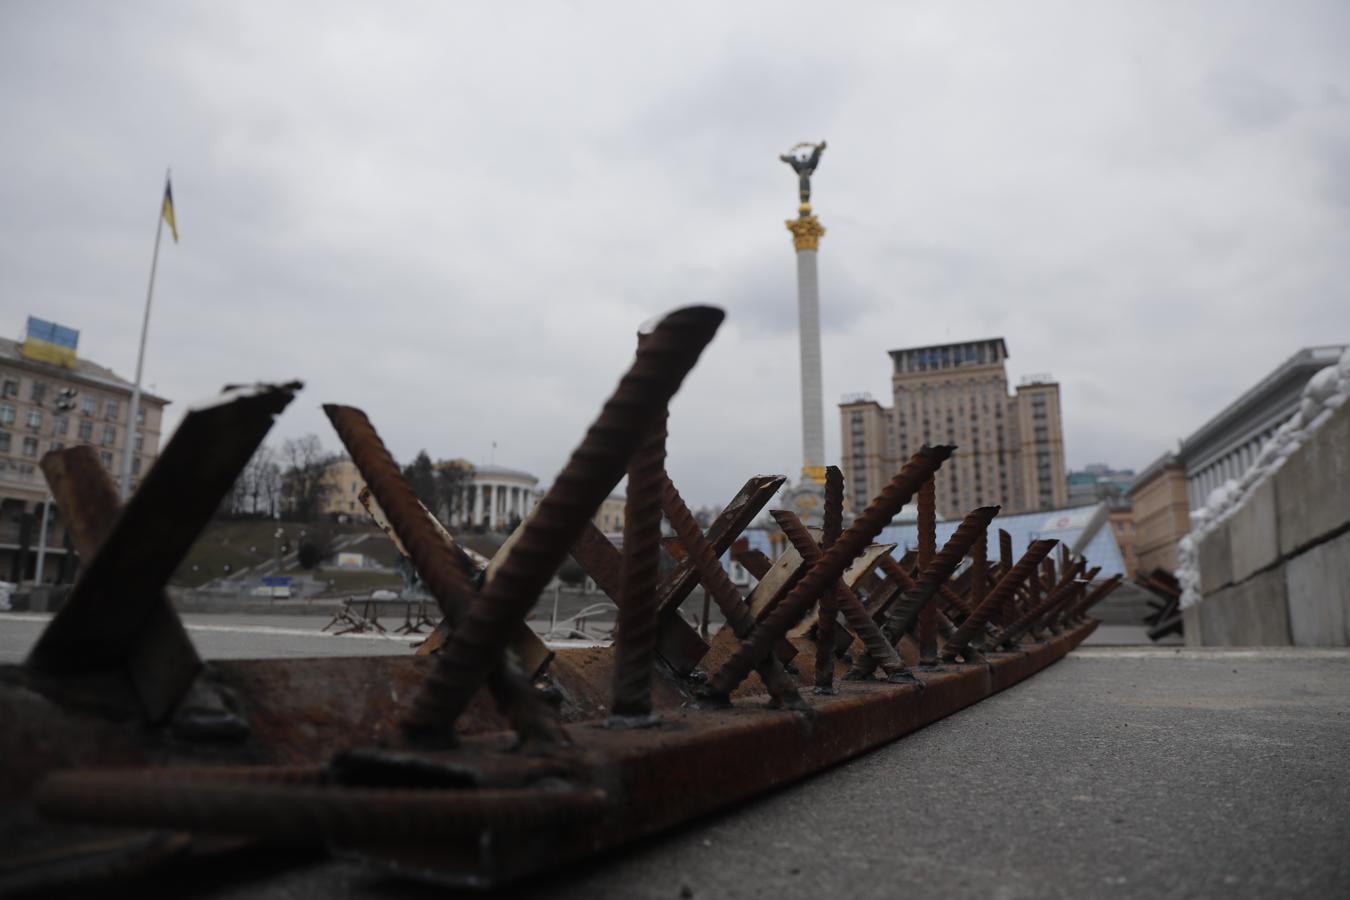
[1,328,168,582]
[840,338,1067,519]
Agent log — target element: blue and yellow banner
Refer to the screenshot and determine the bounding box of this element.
[21,317,79,368]
[162,180,178,243]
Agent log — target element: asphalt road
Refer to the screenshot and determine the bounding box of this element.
[0,613,1167,664]
[182,646,1344,900]
[3,615,1340,898]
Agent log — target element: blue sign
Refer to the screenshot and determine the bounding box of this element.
[261,576,293,587]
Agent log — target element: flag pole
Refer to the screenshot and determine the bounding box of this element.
[119,168,168,500]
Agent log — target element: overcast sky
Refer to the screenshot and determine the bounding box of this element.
[2,1,1347,507]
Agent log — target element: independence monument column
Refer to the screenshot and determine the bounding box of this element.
[782,140,828,482]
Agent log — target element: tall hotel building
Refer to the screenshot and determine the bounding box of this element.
[840,338,1067,519]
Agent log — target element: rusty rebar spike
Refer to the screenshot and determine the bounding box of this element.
[610,413,668,721]
[663,477,805,708]
[323,405,566,748]
[1066,574,1124,621]
[771,509,907,680]
[36,446,204,723]
[915,479,939,667]
[995,573,1082,649]
[707,445,954,697]
[1053,565,1101,630]
[655,475,785,618]
[403,306,724,738]
[29,383,299,676]
[942,539,1058,661]
[847,505,1000,679]
[997,529,1016,624]
[733,546,774,580]
[814,466,844,691]
[967,528,988,637]
[1032,558,1088,634]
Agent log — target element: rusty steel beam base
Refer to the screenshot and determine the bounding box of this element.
[342,622,1097,888]
[20,621,1096,891]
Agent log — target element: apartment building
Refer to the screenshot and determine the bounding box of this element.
[0,321,168,582]
[840,338,1067,519]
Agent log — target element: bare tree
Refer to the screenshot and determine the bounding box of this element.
[279,435,335,522]
[436,459,474,526]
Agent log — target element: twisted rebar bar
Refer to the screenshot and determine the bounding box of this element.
[814,467,844,691]
[706,446,954,698]
[610,411,668,720]
[771,509,908,681]
[401,306,724,740]
[732,546,774,580]
[995,571,1082,649]
[847,505,999,679]
[324,405,565,747]
[941,539,1057,662]
[662,477,804,707]
[916,479,939,667]
[1065,574,1124,622]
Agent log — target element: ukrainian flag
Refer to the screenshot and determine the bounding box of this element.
[21,317,79,368]
[162,179,178,242]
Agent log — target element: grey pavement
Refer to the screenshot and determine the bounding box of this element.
[4,614,1345,898]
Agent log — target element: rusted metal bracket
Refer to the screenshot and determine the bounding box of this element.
[26,382,299,722]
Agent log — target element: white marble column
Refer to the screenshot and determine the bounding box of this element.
[488,483,499,529]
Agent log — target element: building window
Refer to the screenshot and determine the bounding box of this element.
[0,432,9,453]
[136,407,145,426]
[105,399,120,420]
[101,424,116,446]
[78,419,93,441]
[1,378,17,398]
[26,409,42,430]
[100,450,113,468]
[22,436,39,458]
[81,396,96,416]
[134,432,144,453]
[52,415,68,436]
[131,456,141,475]
[0,404,13,425]
[50,441,64,452]
[30,381,47,403]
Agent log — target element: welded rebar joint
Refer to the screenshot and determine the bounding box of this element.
[665,477,806,710]
[915,479,940,668]
[996,574,1080,650]
[707,445,954,697]
[771,508,910,685]
[942,538,1057,662]
[815,466,845,691]
[610,411,668,720]
[402,306,725,740]
[1068,574,1124,621]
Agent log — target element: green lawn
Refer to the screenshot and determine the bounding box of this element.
[172,518,390,588]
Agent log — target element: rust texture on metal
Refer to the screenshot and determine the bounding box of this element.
[915,478,939,667]
[942,538,1057,661]
[403,307,724,739]
[4,305,1122,895]
[770,509,906,679]
[324,404,563,748]
[815,466,844,690]
[611,409,668,720]
[663,477,803,707]
[35,446,202,723]
[707,445,953,697]
[996,569,1083,649]
[28,383,299,676]
[1067,573,1125,621]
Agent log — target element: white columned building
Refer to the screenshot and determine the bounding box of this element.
[455,464,539,531]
